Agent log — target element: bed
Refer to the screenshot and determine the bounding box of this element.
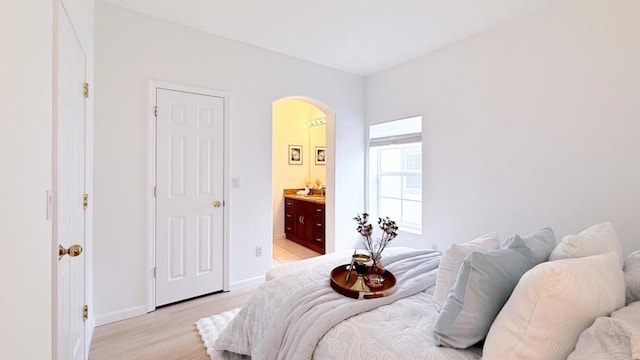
[197,222,640,360]
[199,247,480,360]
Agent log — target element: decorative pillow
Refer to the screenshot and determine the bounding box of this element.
[433,237,535,348]
[483,252,625,360]
[549,222,624,267]
[624,250,640,305]
[503,227,556,264]
[433,231,500,310]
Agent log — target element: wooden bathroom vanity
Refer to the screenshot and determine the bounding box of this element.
[284,192,325,254]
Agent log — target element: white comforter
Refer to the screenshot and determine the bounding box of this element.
[212,249,480,360]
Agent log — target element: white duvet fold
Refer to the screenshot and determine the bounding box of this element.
[568,311,640,360]
[214,249,441,360]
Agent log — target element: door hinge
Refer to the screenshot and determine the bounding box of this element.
[82,305,88,321]
[83,83,89,99]
[83,194,89,209]
[153,186,157,198]
[154,106,158,117]
[153,266,157,278]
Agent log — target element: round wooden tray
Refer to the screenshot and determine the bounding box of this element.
[330,265,397,300]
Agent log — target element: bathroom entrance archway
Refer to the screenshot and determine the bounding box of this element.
[271,97,336,265]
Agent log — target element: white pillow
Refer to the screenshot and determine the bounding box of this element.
[483,252,625,360]
[549,222,624,267]
[433,231,499,310]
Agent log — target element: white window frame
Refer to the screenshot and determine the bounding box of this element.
[367,117,423,234]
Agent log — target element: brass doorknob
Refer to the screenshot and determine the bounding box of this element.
[59,244,83,260]
[213,201,221,208]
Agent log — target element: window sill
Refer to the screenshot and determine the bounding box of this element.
[399,227,422,236]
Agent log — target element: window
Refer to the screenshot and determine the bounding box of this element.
[368,116,422,233]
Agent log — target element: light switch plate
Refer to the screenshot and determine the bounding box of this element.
[232,177,240,188]
[46,189,53,220]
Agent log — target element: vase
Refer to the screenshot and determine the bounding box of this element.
[370,254,385,274]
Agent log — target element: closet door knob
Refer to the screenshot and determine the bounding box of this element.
[58,244,83,260]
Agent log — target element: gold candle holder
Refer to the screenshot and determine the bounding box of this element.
[350,253,371,292]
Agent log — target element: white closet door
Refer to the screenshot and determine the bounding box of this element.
[156,88,224,306]
[56,3,86,359]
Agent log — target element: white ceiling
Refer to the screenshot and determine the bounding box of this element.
[99,0,557,76]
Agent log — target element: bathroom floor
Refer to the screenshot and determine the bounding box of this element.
[273,238,321,267]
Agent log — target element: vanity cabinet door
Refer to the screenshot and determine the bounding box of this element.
[284,198,295,236]
[295,201,312,241]
[309,203,325,251]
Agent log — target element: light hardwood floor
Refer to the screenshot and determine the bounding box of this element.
[90,239,320,360]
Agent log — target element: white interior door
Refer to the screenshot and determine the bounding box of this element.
[56,3,87,360]
[155,88,225,306]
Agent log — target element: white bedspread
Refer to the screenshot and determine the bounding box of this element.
[313,290,482,360]
[214,250,453,360]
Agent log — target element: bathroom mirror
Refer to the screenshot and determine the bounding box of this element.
[308,122,326,187]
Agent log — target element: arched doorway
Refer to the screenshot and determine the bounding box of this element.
[271,97,336,266]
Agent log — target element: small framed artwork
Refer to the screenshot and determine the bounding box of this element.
[289,145,303,165]
[315,146,326,165]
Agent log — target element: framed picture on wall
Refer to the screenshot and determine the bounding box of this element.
[315,146,326,165]
[289,145,303,165]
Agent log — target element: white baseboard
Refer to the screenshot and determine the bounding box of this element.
[273,233,286,240]
[230,275,265,291]
[95,305,147,326]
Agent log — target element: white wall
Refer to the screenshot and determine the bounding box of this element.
[94,3,364,324]
[366,0,640,253]
[0,1,53,358]
[272,99,327,239]
[0,0,93,357]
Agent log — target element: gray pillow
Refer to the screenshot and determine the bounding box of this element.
[433,237,536,348]
[503,227,556,263]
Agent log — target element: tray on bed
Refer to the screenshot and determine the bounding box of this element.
[330,264,397,300]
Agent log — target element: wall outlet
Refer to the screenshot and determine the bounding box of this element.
[232,177,240,189]
[431,243,438,250]
[255,246,263,257]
